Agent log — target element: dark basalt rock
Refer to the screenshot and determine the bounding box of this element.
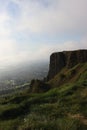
[47,52,66,80]
[29,79,50,93]
[47,49,87,80]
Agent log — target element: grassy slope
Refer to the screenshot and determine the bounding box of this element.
[48,63,87,87]
[0,63,87,130]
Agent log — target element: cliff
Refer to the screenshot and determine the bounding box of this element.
[47,49,87,80]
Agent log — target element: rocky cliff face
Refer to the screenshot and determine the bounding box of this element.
[47,49,87,80]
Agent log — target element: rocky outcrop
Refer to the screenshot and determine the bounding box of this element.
[29,79,50,93]
[47,49,87,80]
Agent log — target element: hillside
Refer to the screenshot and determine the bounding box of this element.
[48,63,87,88]
[47,49,87,80]
[0,50,87,130]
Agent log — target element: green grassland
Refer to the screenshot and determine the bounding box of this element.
[0,63,87,130]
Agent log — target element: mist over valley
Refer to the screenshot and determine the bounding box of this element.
[0,60,48,92]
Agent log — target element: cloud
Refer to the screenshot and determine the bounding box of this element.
[0,0,87,68]
[0,13,10,36]
[11,0,87,35]
[12,37,87,63]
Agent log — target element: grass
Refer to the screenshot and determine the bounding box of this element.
[48,63,87,87]
[0,63,87,129]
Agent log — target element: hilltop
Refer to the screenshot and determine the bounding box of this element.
[0,49,87,130]
[47,49,87,80]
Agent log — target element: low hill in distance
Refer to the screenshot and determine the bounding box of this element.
[0,49,87,130]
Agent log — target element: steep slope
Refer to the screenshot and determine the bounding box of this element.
[47,49,87,80]
[48,63,87,88]
[0,73,87,130]
[0,49,87,130]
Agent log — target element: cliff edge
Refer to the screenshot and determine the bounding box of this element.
[47,49,87,80]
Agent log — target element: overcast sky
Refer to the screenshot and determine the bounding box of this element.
[0,0,87,68]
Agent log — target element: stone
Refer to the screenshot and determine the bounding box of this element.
[47,49,87,80]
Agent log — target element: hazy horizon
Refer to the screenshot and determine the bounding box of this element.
[0,0,87,69]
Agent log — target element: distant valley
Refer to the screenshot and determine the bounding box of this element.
[0,61,48,91]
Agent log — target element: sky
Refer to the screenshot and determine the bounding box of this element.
[0,0,87,68]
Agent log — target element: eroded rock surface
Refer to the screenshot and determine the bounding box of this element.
[47,50,87,80]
